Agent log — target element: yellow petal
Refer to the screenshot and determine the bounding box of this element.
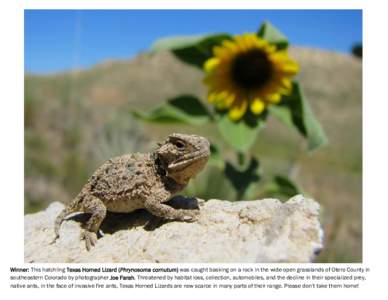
[228,100,248,121]
[250,98,266,115]
[270,51,289,64]
[234,35,248,51]
[208,90,235,109]
[213,46,228,59]
[266,93,282,104]
[208,92,218,103]
[254,37,268,49]
[208,90,230,105]
[222,40,238,53]
[279,87,293,96]
[219,93,235,108]
[215,99,231,110]
[204,57,220,72]
[281,78,292,90]
[264,44,276,54]
[242,33,255,48]
[280,61,299,75]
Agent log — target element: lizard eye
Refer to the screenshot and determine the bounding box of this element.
[175,140,185,150]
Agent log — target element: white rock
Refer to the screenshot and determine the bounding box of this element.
[24,195,323,263]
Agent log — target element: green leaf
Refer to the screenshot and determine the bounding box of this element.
[132,95,212,125]
[151,33,232,69]
[208,143,225,169]
[265,175,302,201]
[269,82,328,151]
[224,157,261,200]
[257,21,289,50]
[217,110,267,152]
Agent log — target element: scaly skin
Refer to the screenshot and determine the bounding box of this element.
[53,133,210,250]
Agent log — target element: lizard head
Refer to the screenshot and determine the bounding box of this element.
[155,133,210,185]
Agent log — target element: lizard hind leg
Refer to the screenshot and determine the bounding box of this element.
[81,195,107,251]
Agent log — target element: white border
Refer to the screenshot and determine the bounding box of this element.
[2,0,388,299]
[21,0,364,10]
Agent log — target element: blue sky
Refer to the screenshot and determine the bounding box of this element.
[25,10,362,74]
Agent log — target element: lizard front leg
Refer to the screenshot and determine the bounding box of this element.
[144,196,199,222]
[81,195,107,250]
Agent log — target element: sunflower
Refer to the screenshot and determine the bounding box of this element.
[203,33,299,121]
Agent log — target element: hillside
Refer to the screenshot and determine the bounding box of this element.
[25,47,362,262]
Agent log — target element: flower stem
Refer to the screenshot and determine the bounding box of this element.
[237,151,245,166]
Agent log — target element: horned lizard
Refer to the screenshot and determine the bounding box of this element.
[54,133,210,250]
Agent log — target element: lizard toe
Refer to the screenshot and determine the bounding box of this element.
[82,231,98,251]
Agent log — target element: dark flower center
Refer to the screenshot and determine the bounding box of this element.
[231,49,272,90]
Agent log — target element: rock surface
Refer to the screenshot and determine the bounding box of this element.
[24,195,323,263]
